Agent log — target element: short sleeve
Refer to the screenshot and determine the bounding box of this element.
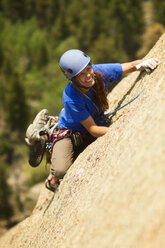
[64,100,90,123]
[92,63,123,83]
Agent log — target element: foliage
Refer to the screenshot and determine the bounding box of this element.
[152,0,165,26]
[0,18,50,70]
[63,0,144,59]
[0,132,14,219]
[0,0,25,22]
[91,33,128,63]
[0,162,13,220]
[0,132,14,163]
[108,0,144,59]
[4,71,29,134]
[0,0,145,60]
[53,36,79,59]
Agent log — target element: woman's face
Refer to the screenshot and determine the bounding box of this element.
[75,65,95,89]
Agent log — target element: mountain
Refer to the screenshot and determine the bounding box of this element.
[0,33,164,248]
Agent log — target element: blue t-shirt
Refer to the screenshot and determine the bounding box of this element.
[58,63,123,133]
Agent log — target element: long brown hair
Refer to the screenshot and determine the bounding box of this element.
[72,71,109,113]
[92,71,109,113]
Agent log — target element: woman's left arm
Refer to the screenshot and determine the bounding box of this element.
[121,58,158,75]
[121,60,142,74]
[81,115,109,138]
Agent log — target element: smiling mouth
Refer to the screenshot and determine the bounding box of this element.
[86,78,93,83]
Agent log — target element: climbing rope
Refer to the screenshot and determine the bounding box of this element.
[43,190,56,214]
[103,89,144,126]
[108,89,144,117]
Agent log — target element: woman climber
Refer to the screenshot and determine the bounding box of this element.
[45,49,158,192]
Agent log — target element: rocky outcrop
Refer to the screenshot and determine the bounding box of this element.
[0,34,164,248]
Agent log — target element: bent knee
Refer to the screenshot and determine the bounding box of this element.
[51,138,74,179]
[51,158,73,179]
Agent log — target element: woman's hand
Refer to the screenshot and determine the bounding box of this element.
[81,115,109,138]
[135,58,159,73]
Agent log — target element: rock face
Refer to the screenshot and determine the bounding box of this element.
[0,34,165,248]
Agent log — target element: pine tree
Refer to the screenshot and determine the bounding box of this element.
[35,0,49,28]
[152,0,165,26]
[34,41,49,67]
[46,0,60,26]
[0,163,13,220]
[107,0,144,59]
[5,71,29,134]
[25,0,36,19]
[1,0,25,22]
[0,43,3,68]
[51,14,69,46]
[91,33,128,63]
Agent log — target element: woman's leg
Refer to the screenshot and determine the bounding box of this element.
[51,138,74,180]
[48,134,96,189]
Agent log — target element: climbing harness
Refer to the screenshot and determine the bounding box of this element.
[46,128,85,163]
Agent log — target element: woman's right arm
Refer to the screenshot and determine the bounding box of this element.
[81,115,109,138]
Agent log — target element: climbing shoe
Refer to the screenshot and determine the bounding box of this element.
[28,139,46,167]
[45,179,60,192]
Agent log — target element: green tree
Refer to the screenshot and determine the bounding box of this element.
[0,132,13,163]
[35,0,49,28]
[51,14,69,47]
[45,0,60,26]
[0,133,13,220]
[65,0,108,51]
[34,41,49,67]
[35,0,66,28]
[0,13,5,69]
[64,0,144,60]
[0,55,13,108]
[25,0,36,19]
[0,163,13,220]
[91,33,128,63]
[1,53,13,76]
[0,43,4,68]
[1,0,25,22]
[152,0,165,26]
[5,71,29,135]
[108,0,144,59]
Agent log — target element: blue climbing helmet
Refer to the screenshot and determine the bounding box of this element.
[59,49,91,79]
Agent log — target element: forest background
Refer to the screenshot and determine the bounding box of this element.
[0,0,164,234]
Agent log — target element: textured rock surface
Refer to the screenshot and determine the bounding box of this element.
[0,34,164,248]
